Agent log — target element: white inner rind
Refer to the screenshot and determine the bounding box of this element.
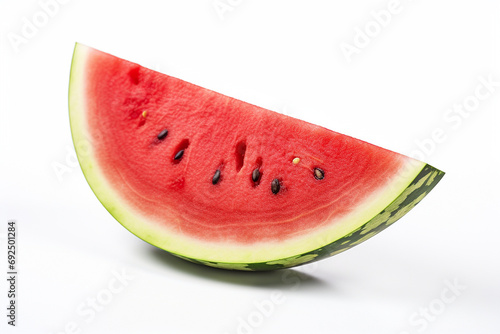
[69,43,426,264]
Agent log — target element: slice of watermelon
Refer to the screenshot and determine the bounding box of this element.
[69,43,444,271]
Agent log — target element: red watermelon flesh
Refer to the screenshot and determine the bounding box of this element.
[69,43,444,270]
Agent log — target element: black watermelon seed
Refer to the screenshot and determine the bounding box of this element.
[271,179,280,194]
[314,168,325,180]
[157,129,168,140]
[212,169,221,185]
[252,168,260,183]
[174,150,184,160]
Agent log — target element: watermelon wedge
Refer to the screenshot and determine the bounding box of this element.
[69,43,444,271]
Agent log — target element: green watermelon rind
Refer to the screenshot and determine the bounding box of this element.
[69,43,445,271]
[170,164,444,270]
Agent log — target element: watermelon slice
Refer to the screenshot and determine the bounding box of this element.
[69,43,444,271]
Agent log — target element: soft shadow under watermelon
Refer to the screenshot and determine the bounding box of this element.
[148,246,330,289]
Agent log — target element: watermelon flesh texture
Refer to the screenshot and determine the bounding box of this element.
[69,43,444,271]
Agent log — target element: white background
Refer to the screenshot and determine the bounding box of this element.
[1,0,499,333]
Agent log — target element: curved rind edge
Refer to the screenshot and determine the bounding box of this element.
[179,164,445,271]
